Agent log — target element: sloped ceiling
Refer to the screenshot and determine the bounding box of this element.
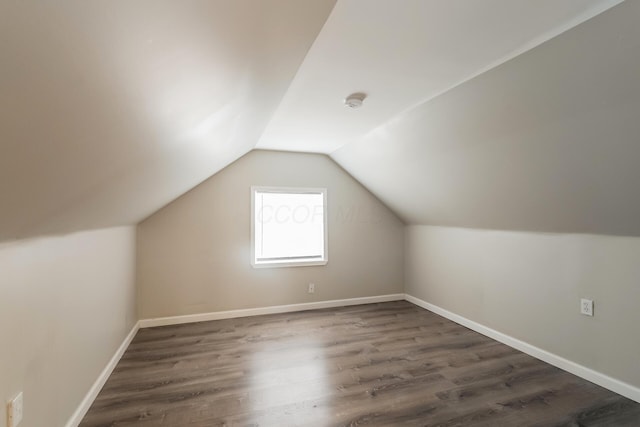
[258,0,622,153]
[332,0,640,236]
[0,0,336,242]
[2,0,636,242]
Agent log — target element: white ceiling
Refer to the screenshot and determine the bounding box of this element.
[1,0,635,242]
[0,0,335,241]
[332,0,640,236]
[257,0,623,153]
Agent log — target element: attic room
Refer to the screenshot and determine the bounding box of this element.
[1,0,639,426]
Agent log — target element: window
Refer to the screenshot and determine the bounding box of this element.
[251,186,327,268]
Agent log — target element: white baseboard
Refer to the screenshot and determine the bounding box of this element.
[65,321,140,427]
[139,294,405,328]
[66,292,638,427]
[404,294,640,404]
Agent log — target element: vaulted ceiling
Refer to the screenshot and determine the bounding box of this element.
[1,0,638,242]
[0,0,336,241]
[257,0,623,153]
[332,0,640,236]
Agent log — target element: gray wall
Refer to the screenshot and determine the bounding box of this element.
[0,226,137,427]
[405,225,640,389]
[332,1,640,236]
[137,150,404,319]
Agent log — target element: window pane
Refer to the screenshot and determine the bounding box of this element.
[254,191,325,262]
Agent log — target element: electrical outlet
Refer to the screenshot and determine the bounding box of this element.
[7,392,23,427]
[581,298,594,316]
[308,283,315,294]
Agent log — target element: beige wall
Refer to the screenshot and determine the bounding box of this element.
[137,150,404,318]
[0,227,137,427]
[405,225,640,388]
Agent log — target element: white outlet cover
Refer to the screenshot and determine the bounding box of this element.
[581,298,594,316]
[8,392,23,427]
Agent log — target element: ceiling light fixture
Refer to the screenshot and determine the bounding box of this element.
[344,92,367,109]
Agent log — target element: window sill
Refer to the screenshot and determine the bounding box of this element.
[251,259,328,269]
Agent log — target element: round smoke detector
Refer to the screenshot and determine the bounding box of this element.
[344,92,367,109]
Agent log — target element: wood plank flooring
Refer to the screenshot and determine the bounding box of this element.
[80,301,640,426]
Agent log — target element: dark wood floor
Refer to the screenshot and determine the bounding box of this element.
[80,301,640,426]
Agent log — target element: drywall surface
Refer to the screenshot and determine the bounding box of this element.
[0,227,137,427]
[0,0,335,243]
[137,150,404,318]
[405,225,640,388]
[332,0,640,236]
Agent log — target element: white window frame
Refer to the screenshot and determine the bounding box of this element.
[251,186,328,268]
